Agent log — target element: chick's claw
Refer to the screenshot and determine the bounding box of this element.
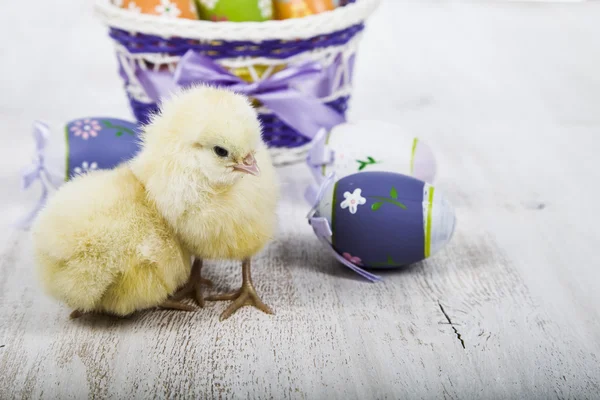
[171,259,212,307]
[206,259,274,321]
[214,286,274,321]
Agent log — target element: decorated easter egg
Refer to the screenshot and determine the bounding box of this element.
[307,171,456,281]
[197,0,273,21]
[274,0,334,20]
[119,0,200,19]
[19,118,142,228]
[307,120,437,185]
[65,117,142,179]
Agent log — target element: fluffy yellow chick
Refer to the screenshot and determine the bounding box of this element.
[31,165,195,318]
[128,85,280,320]
[32,86,279,320]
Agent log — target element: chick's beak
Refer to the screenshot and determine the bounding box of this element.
[234,153,260,176]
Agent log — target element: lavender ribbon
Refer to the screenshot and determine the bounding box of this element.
[306,127,335,185]
[16,121,63,229]
[137,51,346,141]
[309,217,382,282]
[307,128,335,167]
[307,173,383,282]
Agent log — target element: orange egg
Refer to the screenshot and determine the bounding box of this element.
[306,0,335,14]
[274,0,335,20]
[116,0,200,20]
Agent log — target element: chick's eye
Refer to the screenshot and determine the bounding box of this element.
[213,146,229,158]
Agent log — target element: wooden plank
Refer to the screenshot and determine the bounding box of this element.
[1,0,599,398]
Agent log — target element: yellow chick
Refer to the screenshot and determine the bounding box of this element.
[32,86,279,320]
[130,85,280,320]
[31,165,195,318]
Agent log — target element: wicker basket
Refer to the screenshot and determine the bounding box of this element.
[94,0,380,165]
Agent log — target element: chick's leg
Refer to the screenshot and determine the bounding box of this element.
[171,258,213,307]
[206,259,273,320]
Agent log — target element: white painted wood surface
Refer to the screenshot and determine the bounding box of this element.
[1,1,600,398]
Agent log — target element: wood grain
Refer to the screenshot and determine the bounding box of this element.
[1,0,600,398]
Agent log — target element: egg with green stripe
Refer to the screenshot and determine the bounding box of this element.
[308,120,437,184]
[313,171,456,268]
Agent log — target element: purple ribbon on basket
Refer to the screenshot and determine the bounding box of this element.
[307,173,383,282]
[136,50,346,141]
[16,121,63,229]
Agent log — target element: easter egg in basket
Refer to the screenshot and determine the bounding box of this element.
[196,0,273,21]
[118,0,200,19]
[307,171,456,281]
[307,120,437,185]
[274,0,335,19]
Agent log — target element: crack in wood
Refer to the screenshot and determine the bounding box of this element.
[438,301,465,349]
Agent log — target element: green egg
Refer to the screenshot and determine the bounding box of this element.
[197,0,273,22]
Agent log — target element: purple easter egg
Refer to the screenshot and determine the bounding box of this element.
[66,117,141,179]
[309,171,456,275]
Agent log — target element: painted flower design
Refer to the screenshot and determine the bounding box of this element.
[258,0,273,18]
[73,161,98,176]
[340,188,366,214]
[155,0,182,17]
[70,119,101,140]
[127,1,142,13]
[199,0,218,9]
[342,252,363,266]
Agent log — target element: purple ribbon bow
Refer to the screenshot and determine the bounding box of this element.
[16,121,63,229]
[137,50,346,141]
[307,173,383,282]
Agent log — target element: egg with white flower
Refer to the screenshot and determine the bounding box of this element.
[66,117,141,180]
[307,171,456,280]
[119,0,199,19]
[307,120,437,185]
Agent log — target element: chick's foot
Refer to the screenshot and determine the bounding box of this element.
[206,259,273,321]
[158,299,197,312]
[171,259,212,307]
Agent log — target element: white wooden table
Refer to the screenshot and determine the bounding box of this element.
[1,1,599,398]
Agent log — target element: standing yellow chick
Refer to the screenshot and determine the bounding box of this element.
[32,86,279,320]
[31,165,196,318]
[130,85,280,320]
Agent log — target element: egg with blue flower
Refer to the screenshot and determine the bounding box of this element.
[307,171,456,281]
[307,120,437,185]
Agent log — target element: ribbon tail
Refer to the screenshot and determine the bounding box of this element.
[32,121,50,150]
[257,89,345,141]
[330,250,383,282]
[305,172,336,219]
[309,216,382,282]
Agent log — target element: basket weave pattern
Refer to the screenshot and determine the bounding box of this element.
[96,0,380,165]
